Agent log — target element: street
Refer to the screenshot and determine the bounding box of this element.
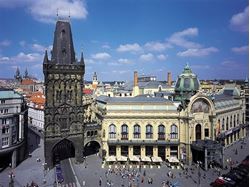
[0,131,248,187]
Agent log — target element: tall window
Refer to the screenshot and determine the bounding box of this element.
[233,115,236,127]
[146,124,153,139]
[158,124,165,140]
[222,118,225,131]
[109,124,116,139]
[226,117,229,130]
[121,124,128,140]
[133,124,141,138]
[230,116,232,128]
[170,124,178,139]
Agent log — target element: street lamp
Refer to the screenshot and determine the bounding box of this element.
[8,171,15,187]
[42,162,47,184]
[197,161,202,187]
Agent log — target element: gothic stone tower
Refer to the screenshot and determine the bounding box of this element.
[43,20,85,168]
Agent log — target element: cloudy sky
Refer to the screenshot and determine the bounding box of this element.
[0,0,248,81]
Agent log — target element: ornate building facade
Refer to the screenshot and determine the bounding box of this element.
[43,20,85,168]
[98,66,247,170]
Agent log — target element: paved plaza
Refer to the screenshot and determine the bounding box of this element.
[0,133,248,187]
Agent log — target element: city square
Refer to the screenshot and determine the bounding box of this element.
[0,1,249,187]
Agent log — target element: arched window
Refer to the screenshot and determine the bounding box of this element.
[146,124,153,139]
[133,124,141,138]
[158,124,165,140]
[222,118,225,131]
[226,117,229,130]
[121,124,128,140]
[109,124,116,139]
[170,124,178,139]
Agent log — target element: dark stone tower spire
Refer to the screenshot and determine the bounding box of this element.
[43,20,85,168]
[14,67,22,81]
[24,68,28,79]
[51,21,76,64]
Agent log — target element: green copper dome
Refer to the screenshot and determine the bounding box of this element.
[175,64,200,100]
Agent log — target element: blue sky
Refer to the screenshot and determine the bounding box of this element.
[0,0,248,81]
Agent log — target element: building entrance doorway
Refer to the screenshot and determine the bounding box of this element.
[52,139,75,166]
[83,141,100,156]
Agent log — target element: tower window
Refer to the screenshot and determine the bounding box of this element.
[61,29,65,38]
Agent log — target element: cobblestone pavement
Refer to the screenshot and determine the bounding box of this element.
[0,130,55,187]
[72,135,249,187]
[0,133,248,187]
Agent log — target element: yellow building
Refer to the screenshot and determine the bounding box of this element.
[97,66,247,170]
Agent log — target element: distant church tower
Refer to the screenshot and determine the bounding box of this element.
[14,67,22,82]
[92,72,98,90]
[43,20,85,168]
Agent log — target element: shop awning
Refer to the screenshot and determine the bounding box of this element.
[168,157,179,163]
[151,156,163,163]
[117,155,127,162]
[141,156,151,162]
[129,155,140,162]
[106,155,116,162]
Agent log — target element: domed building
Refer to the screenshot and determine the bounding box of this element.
[174,64,200,101]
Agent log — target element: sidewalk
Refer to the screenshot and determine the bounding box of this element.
[0,138,55,187]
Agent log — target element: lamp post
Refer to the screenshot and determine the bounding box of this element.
[42,162,47,184]
[197,161,202,187]
[8,171,15,187]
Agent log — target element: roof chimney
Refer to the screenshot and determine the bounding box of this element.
[167,72,172,86]
[134,71,138,87]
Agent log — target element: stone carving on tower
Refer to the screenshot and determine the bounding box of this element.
[43,20,85,168]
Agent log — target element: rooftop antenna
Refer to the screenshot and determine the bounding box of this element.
[56,8,59,20]
[68,9,71,22]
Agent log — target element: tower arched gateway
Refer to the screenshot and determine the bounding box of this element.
[43,20,85,168]
[52,139,75,165]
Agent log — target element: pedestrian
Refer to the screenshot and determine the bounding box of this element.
[141,176,144,183]
[99,176,102,186]
[143,170,146,176]
[235,149,238,155]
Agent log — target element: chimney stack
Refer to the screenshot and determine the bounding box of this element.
[134,71,138,87]
[167,72,172,86]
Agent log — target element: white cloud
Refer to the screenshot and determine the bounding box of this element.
[112,70,129,74]
[32,44,47,52]
[0,40,11,47]
[0,0,88,23]
[117,43,142,53]
[230,6,249,32]
[168,27,201,49]
[0,0,30,8]
[0,52,43,64]
[91,52,111,60]
[177,47,218,57]
[118,58,133,64]
[29,0,88,23]
[231,45,249,54]
[85,58,95,64]
[144,41,171,52]
[157,54,167,61]
[19,41,26,47]
[139,53,154,61]
[102,44,111,49]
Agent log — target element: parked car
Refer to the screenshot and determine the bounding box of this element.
[55,164,64,183]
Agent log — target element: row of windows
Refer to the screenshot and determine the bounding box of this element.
[219,113,244,131]
[109,124,178,140]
